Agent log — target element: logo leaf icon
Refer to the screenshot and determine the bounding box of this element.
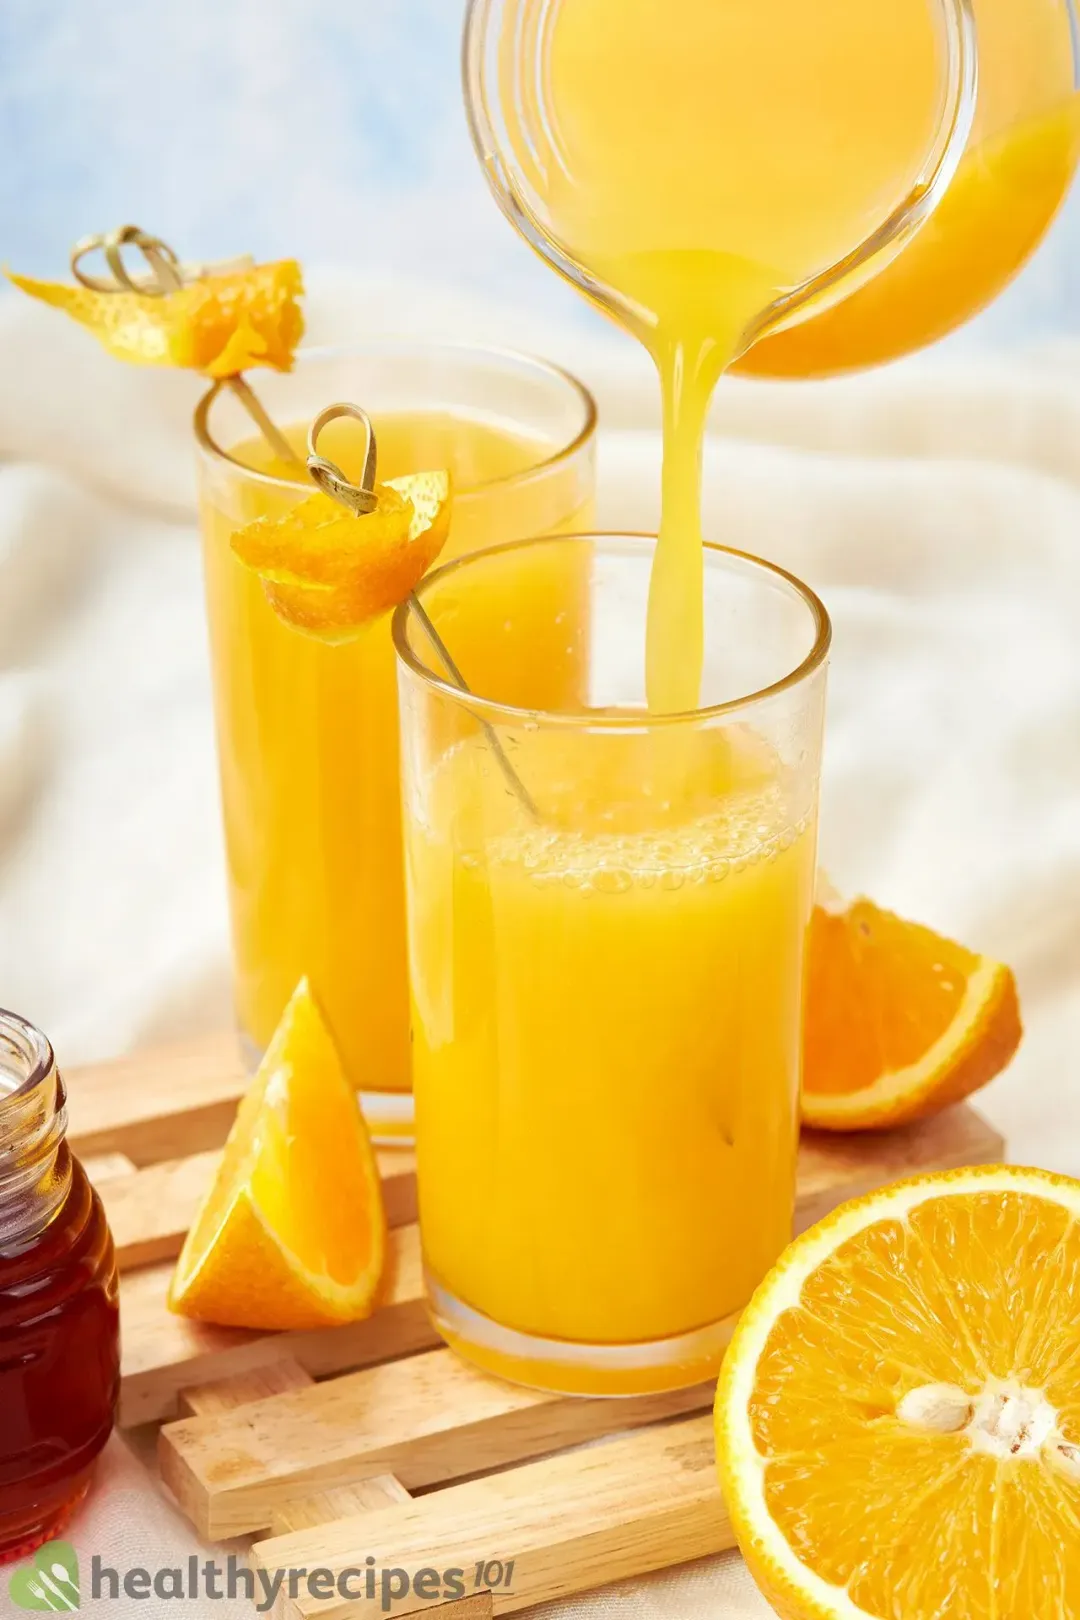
[8,1541,80,1611]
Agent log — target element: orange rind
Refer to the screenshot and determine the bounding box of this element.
[232,468,452,640]
[168,979,386,1332]
[716,1164,1080,1620]
[803,891,1022,1131]
[233,485,414,587]
[6,259,304,377]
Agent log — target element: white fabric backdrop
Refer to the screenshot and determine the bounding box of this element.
[0,273,1078,1616]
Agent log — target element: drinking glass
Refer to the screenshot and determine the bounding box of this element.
[195,343,596,1139]
[395,533,830,1394]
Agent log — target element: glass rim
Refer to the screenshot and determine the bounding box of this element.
[192,339,598,496]
[392,531,832,729]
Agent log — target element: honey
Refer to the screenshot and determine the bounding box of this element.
[0,1011,120,1563]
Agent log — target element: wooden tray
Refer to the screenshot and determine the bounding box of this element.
[71,1034,1005,1619]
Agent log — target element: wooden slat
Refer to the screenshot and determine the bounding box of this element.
[428,1601,493,1620]
[119,1225,438,1428]
[251,1414,728,1619]
[160,1344,712,1538]
[84,1151,138,1183]
[272,1478,413,1536]
[176,1357,413,1536]
[105,1149,224,1272]
[102,1145,416,1272]
[68,1033,247,1164]
[179,1357,316,1418]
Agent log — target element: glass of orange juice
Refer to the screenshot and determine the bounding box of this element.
[195,344,596,1138]
[395,533,829,1395]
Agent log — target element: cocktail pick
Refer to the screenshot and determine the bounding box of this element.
[69,225,299,465]
[15,225,537,822]
[53,227,537,818]
[308,403,539,818]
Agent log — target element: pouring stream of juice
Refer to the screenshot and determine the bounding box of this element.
[509,0,963,711]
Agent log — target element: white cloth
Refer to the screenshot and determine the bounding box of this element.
[0,272,1078,1617]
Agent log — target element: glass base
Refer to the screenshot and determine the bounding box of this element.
[425,1271,737,1397]
[239,1031,415,1145]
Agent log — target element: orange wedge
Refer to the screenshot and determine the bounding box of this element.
[6,259,303,377]
[168,979,385,1331]
[716,1164,1080,1620]
[803,893,1022,1132]
[232,468,451,640]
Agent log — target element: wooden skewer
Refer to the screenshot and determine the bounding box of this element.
[308,403,539,818]
[71,226,300,466]
[224,374,299,467]
[70,230,539,818]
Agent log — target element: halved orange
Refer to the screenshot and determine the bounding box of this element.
[716,1165,1080,1620]
[6,259,304,377]
[231,468,451,640]
[168,979,385,1331]
[804,892,1022,1131]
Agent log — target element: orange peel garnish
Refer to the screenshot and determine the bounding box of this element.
[5,259,304,377]
[231,469,452,640]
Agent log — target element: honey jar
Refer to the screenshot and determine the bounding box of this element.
[0,1009,119,1560]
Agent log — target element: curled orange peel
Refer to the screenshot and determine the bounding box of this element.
[5,259,304,377]
[231,469,452,640]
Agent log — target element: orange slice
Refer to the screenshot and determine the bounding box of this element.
[6,259,304,377]
[715,1165,1080,1620]
[232,468,452,641]
[168,979,385,1331]
[803,893,1022,1132]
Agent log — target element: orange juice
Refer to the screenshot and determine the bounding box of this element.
[411,729,815,1370]
[740,0,1080,376]
[197,354,595,1129]
[502,0,964,710]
